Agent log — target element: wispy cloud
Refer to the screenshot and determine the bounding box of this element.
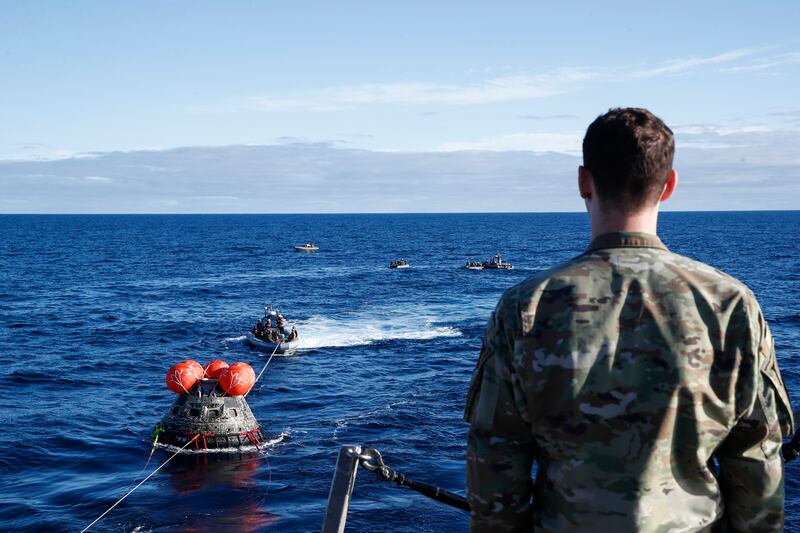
[767,109,800,126]
[629,48,761,77]
[3,136,799,213]
[189,195,239,202]
[679,127,800,159]
[244,68,601,111]
[518,114,578,121]
[673,124,773,136]
[0,146,82,162]
[437,133,582,154]
[233,47,787,112]
[715,52,800,73]
[768,109,800,118]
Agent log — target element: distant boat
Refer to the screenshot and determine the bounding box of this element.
[464,260,484,270]
[294,243,319,252]
[389,259,410,269]
[482,253,513,270]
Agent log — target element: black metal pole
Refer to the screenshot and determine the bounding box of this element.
[395,475,471,513]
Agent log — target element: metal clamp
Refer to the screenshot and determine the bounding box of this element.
[357,447,396,481]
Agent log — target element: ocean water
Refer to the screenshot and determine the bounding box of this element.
[1,212,799,532]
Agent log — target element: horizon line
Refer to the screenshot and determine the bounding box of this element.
[2,209,798,216]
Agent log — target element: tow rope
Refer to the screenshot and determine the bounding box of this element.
[83,336,285,530]
[245,338,282,397]
[80,434,200,532]
[113,425,167,506]
[357,447,470,512]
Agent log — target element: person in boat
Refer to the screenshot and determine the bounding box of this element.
[465,108,793,531]
[252,320,264,339]
[276,315,288,339]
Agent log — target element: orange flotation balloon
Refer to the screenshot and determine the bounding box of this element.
[180,359,204,378]
[203,359,229,379]
[218,362,256,396]
[166,360,203,394]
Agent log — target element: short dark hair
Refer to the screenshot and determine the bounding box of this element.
[582,108,674,212]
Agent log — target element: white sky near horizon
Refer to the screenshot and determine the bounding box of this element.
[1,1,799,213]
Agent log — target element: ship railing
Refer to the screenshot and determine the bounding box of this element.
[323,428,800,532]
[321,445,469,533]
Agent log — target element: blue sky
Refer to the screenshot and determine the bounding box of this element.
[1,1,799,212]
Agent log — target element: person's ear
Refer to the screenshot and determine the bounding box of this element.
[660,169,678,202]
[578,166,593,199]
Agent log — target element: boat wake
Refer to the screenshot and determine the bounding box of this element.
[224,305,463,351]
[223,335,248,345]
[288,312,461,350]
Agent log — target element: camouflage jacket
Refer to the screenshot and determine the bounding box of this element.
[465,232,793,532]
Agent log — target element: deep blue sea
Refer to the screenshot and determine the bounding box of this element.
[1,212,799,532]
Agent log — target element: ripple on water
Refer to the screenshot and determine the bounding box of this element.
[1,212,798,532]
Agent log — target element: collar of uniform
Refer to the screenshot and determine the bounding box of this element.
[586,231,667,252]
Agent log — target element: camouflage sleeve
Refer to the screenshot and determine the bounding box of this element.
[715,306,794,532]
[465,298,536,532]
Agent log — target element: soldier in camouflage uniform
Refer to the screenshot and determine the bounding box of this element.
[465,108,794,532]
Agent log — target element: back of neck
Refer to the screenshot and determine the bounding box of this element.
[590,209,659,239]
